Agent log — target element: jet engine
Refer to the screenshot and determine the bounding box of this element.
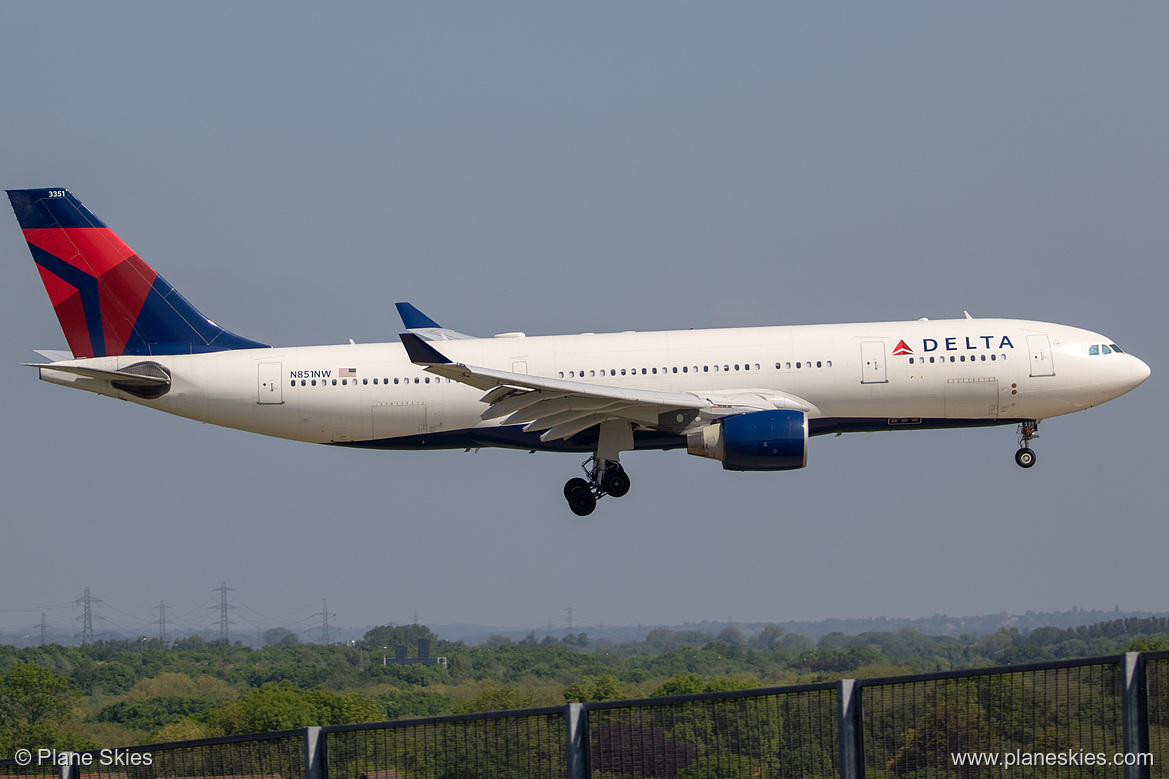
[686,410,808,471]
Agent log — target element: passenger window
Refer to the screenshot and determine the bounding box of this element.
[705,365,710,372]
[301,380,306,386]
[311,380,317,386]
[331,379,337,385]
[796,362,801,369]
[816,361,821,368]
[827,361,832,367]
[682,366,688,373]
[652,367,657,374]
[621,368,627,376]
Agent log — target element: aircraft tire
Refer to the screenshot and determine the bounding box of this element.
[564,478,590,499]
[567,487,597,516]
[602,466,631,498]
[1015,448,1036,468]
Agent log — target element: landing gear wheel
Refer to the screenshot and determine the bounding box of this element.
[1015,420,1040,469]
[566,485,597,516]
[564,478,590,500]
[1015,448,1036,468]
[601,465,631,498]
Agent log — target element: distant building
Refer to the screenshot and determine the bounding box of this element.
[384,638,447,669]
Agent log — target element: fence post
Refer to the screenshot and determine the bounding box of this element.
[1121,652,1148,779]
[838,679,861,779]
[566,703,588,779]
[305,726,325,779]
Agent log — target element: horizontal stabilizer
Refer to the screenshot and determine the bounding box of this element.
[27,360,172,399]
[34,349,73,362]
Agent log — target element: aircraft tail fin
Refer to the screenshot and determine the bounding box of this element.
[7,189,267,358]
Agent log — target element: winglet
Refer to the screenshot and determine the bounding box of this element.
[396,302,442,330]
[400,332,453,365]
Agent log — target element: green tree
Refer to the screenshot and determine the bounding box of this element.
[0,664,86,755]
[563,674,623,703]
[1127,636,1169,652]
[452,687,537,714]
[207,682,382,735]
[362,624,438,650]
[263,627,300,647]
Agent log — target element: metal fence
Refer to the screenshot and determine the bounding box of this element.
[4,651,1166,779]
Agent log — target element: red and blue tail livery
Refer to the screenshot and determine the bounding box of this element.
[7,188,266,357]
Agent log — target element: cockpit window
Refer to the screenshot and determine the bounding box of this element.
[1089,345,1099,355]
[1100,344,1112,355]
[1110,344,1124,353]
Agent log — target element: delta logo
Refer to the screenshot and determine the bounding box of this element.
[893,335,1017,355]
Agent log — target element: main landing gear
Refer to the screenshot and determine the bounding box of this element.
[1015,420,1039,468]
[564,456,631,516]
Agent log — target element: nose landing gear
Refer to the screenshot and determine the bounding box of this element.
[1015,420,1039,468]
[563,456,631,516]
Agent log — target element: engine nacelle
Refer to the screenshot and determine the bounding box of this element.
[686,410,808,471]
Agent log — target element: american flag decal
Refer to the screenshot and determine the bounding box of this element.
[339,367,356,377]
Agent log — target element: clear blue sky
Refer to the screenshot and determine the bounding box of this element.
[1,3,1165,641]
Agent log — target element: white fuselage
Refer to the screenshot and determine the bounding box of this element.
[38,317,1149,451]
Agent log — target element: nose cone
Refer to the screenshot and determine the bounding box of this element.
[1132,355,1151,387]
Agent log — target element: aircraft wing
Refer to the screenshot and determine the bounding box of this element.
[400,333,818,441]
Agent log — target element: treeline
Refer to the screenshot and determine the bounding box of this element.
[1,618,1166,757]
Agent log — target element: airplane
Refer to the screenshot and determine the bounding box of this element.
[7,188,1151,515]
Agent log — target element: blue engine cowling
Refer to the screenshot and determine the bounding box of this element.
[685,410,808,471]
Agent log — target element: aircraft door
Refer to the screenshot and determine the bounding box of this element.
[257,362,283,404]
[372,400,427,438]
[1026,334,1055,377]
[860,341,887,384]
